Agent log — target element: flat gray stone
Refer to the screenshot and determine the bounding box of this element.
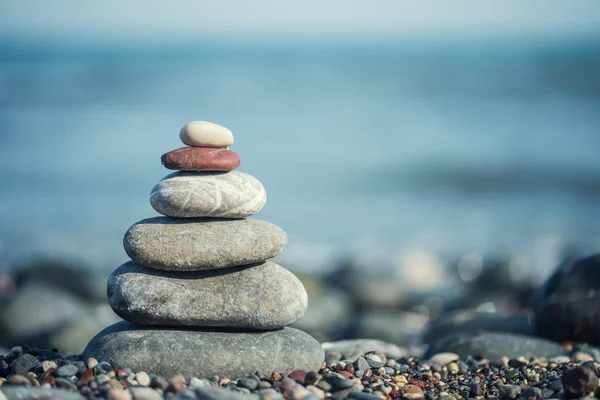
[0,387,84,400]
[108,261,307,329]
[150,171,266,218]
[424,332,568,362]
[82,322,324,379]
[321,339,408,361]
[124,217,287,271]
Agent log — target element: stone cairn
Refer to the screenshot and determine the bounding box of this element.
[83,121,324,379]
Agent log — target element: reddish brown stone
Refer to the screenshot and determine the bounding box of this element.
[161,147,240,171]
[80,369,95,384]
[40,368,56,385]
[289,370,307,382]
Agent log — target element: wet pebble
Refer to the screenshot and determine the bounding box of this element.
[56,364,79,377]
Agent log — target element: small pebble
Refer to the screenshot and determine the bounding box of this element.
[56,364,79,377]
[179,121,234,148]
[42,360,57,372]
[96,374,110,385]
[87,357,99,369]
[108,388,133,400]
[135,371,150,386]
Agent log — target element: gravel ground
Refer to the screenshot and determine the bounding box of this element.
[2,345,600,399]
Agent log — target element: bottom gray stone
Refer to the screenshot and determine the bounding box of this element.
[82,321,324,379]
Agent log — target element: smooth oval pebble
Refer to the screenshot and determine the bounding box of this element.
[82,321,324,379]
[124,217,287,271]
[179,121,234,147]
[108,260,308,329]
[150,171,266,218]
[161,147,240,171]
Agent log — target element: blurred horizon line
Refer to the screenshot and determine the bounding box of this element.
[2,32,600,54]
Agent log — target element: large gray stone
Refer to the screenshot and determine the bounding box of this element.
[424,332,568,362]
[150,171,266,218]
[533,253,600,345]
[82,322,324,379]
[124,217,286,271]
[108,261,307,329]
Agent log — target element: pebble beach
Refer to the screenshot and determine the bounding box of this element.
[3,120,600,400]
[2,342,600,399]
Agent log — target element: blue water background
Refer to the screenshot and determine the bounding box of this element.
[1,38,599,276]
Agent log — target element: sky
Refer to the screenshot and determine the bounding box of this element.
[1,0,600,41]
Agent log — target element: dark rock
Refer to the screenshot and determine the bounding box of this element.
[32,350,61,361]
[499,384,521,399]
[534,253,600,344]
[547,379,563,392]
[72,361,86,376]
[561,366,599,398]
[83,321,323,379]
[0,359,10,376]
[348,393,382,399]
[150,375,169,391]
[424,332,568,362]
[55,377,78,391]
[325,374,354,391]
[508,359,527,368]
[10,354,41,376]
[237,378,258,390]
[304,371,319,386]
[469,383,482,397]
[521,387,542,399]
[541,388,555,399]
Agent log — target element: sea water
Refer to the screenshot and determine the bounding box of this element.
[1,38,599,276]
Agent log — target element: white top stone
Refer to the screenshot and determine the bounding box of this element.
[179,121,234,147]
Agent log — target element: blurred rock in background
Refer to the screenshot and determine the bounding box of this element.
[0,260,120,355]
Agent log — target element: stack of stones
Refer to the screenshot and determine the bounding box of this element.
[83,121,324,379]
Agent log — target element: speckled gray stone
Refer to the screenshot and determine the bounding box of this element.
[123,217,287,271]
[150,171,266,218]
[108,261,307,329]
[82,322,324,379]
